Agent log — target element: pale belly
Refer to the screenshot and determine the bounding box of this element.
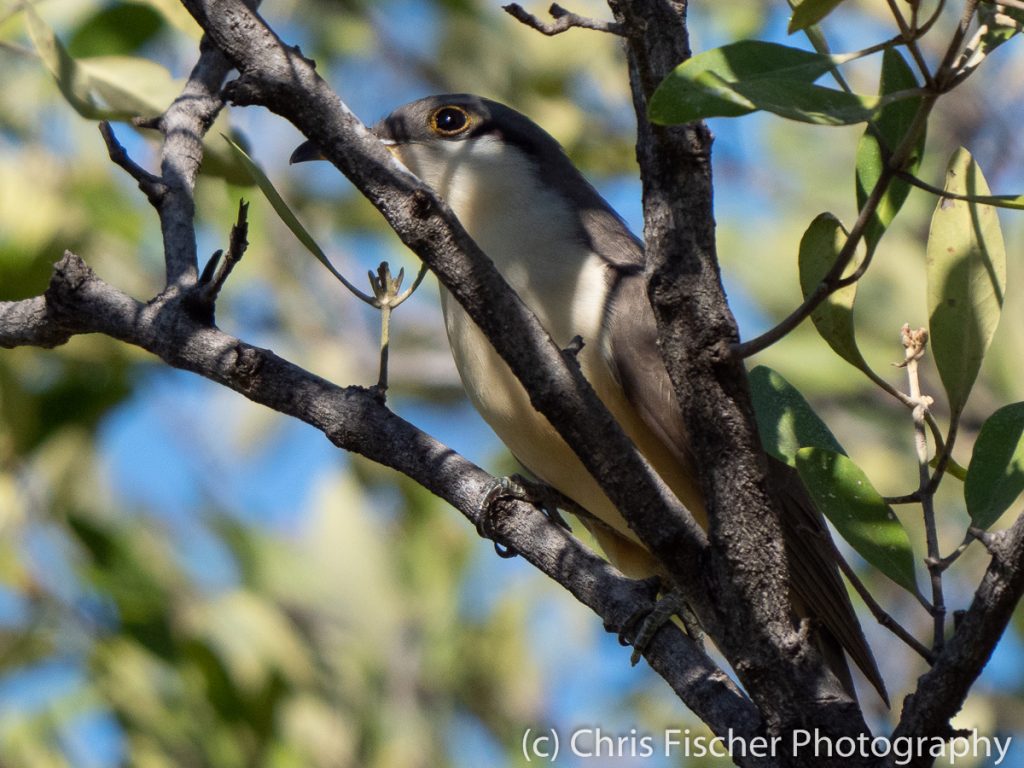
[439,285,701,577]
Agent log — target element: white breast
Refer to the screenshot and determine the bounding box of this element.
[397,136,655,555]
[400,135,608,345]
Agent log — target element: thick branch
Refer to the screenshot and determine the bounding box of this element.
[177,0,713,615]
[5,252,764,749]
[151,38,234,289]
[0,295,71,349]
[503,3,625,36]
[609,0,871,754]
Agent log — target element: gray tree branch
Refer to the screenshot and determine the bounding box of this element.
[0,252,763,753]
[892,512,1024,766]
[0,0,770,746]
[606,1,875,755]
[152,39,234,288]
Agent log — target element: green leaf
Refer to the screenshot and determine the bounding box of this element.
[798,213,867,369]
[926,148,1007,415]
[67,4,164,57]
[856,48,925,250]
[725,77,887,125]
[25,4,177,120]
[649,40,846,124]
[222,136,372,301]
[690,72,897,126]
[796,448,919,593]
[749,366,846,467]
[77,56,180,116]
[789,0,849,33]
[25,2,105,118]
[132,0,203,39]
[965,403,1024,529]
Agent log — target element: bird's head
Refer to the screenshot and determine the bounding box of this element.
[290,94,582,210]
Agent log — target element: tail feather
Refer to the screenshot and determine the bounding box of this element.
[771,457,889,706]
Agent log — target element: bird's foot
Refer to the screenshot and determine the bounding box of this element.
[477,474,573,558]
[618,587,701,666]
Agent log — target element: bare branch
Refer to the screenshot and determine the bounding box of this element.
[2,251,763,746]
[154,41,234,290]
[503,3,624,36]
[199,199,251,306]
[834,550,935,664]
[99,122,166,204]
[900,325,947,654]
[0,295,71,349]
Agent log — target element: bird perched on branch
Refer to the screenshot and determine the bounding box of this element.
[292,93,887,704]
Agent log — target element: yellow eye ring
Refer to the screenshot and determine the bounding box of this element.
[430,106,472,137]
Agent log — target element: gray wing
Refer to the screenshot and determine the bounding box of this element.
[771,459,889,704]
[574,204,700,472]
[601,269,698,474]
[593,221,887,703]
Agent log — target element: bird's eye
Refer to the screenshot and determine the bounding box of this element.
[430,106,471,137]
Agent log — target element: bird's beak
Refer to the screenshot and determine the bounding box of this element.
[289,140,324,165]
[290,137,401,164]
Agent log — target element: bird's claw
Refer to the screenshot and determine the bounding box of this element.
[616,588,698,666]
[477,476,524,558]
[477,475,573,558]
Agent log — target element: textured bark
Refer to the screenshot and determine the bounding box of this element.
[609,2,873,756]
[2,2,1023,765]
[1,251,762,752]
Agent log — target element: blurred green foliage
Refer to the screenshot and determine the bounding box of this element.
[1,0,1023,766]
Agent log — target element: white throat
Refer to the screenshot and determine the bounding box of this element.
[396,136,608,346]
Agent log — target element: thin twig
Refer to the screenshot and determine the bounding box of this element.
[733,91,936,359]
[98,122,166,205]
[900,324,946,653]
[935,0,982,89]
[967,525,999,553]
[885,0,936,88]
[502,3,625,36]
[865,364,948,456]
[391,262,429,308]
[886,491,922,505]
[928,530,975,572]
[368,261,430,393]
[732,171,893,358]
[894,168,1022,207]
[833,542,935,662]
[946,8,1023,89]
[377,302,392,392]
[917,0,948,37]
[201,200,250,304]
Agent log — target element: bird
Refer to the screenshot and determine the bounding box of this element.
[291,93,887,704]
